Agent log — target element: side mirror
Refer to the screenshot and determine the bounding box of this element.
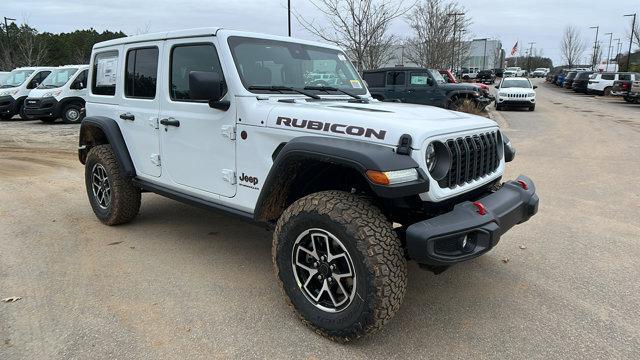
[495,85,499,89]
[189,71,229,111]
[533,85,538,89]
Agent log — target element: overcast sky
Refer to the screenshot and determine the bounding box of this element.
[4,0,639,66]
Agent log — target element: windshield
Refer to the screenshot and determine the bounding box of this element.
[428,69,446,84]
[38,68,78,89]
[0,69,35,88]
[501,79,532,88]
[228,36,366,96]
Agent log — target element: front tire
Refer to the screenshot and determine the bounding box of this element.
[85,144,141,225]
[273,191,407,341]
[19,105,31,120]
[61,104,83,124]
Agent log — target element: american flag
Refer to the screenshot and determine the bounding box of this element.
[511,42,518,56]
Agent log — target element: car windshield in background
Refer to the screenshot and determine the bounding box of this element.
[0,69,35,88]
[428,69,446,84]
[228,36,366,95]
[38,68,78,89]
[502,79,531,88]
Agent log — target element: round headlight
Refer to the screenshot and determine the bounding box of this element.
[425,143,436,172]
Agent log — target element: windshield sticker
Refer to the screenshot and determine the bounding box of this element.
[350,80,363,89]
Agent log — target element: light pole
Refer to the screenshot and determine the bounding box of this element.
[604,32,613,71]
[287,0,291,36]
[527,41,535,73]
[613,38,621,63]
[448,12,464,70]
[590,26,599,69]
[624,13,636,72]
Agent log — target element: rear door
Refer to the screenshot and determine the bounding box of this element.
[118,42,163,178]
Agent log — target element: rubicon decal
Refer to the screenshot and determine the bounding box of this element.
[276,116,387,140]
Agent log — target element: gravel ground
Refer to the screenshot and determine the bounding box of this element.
[1,80,639,359]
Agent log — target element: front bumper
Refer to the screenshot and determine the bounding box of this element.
[23,97,60,118]
[610,90,629,97]
[497,98,535,106]
[0,95,18,116]
[405,175,539,266]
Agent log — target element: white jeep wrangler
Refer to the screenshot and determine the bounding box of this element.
[79,28,539,341]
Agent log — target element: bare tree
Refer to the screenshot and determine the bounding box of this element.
[405,0,470,70]
[295,0,406,72]
[15,23,48,66]
[560,25,586,67]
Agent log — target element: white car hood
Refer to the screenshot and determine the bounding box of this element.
[265,98,497,149]
[27,88,59,98]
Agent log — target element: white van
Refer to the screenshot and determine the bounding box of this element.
[24,65,89,123]
[0,67,54,120]
[0,71,9,84]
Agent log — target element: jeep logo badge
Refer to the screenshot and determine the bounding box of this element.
[239,173,258,186]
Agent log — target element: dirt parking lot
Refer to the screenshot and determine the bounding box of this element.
[1,79,640,359]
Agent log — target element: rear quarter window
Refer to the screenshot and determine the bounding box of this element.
[601,74,615,80]
[362,72,385,88]
[92,50,119,96]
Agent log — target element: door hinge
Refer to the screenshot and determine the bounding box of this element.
[149,117,159,129]
[221,125,236,140]
[150,154,161,166]
[222,169,236,184]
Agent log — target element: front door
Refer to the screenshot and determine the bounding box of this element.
[158,39,236,197]
[385,71,406,102]
[118,42,163,177]
[404,72,433,105]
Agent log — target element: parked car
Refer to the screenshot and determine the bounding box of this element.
[555,70,567,86]
[495,77,537,111]
[363,67,494,110]
[460,67,479,80]
[438,69,493,98]
[503,67,526,77]
[0,67,54,120]
[628,80,640,102]
[612,73,640,103]
[563,71,578,89]
[545,69,559,83]
[587,72,619,96]
[0,71,9,84]
[494,68,504,77]
[531,68,550,78]
[79,27,538,340]
[571,71,594,93]
[24,64,89,123]
[476,69,496,84]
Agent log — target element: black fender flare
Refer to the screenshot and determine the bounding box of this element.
[78,116,136,177]
[254,136,428,221]
[57,96,85,115]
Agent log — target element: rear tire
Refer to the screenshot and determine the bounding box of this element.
[61,104,83,124]
[273,191,407,341]
[85,144,141,225]
[603,87,612,96]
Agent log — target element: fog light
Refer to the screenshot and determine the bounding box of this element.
[460,235,476,253]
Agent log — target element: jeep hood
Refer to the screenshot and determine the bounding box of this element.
[265,99,497,149]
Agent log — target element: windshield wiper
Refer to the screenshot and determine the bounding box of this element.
[248,85,321,100]
[303,86,366,102]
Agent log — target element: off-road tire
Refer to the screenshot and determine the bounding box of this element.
[85,144,141,225]
[272,190,407,342]
[61,103,83,124]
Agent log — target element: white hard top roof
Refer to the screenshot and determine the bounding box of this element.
[93,27,341,51]
[56,64,90,69]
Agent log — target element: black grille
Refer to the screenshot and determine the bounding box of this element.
[438,131,500,189]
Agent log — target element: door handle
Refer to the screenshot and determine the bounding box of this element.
[160,117,180,127]
[119,112,135,121]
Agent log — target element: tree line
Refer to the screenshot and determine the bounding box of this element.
[0,22,125,71]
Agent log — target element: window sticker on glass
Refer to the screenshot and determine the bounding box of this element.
[350,79,363,89]
[96,57,118,87]
[411,75,428,85]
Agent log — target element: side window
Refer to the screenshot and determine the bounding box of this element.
[409,73,430,87]
[72,70,88,89]
[601,74,614,80]
[28,71,50,89]
[170,43,225,102]
[362,72,385,87]
[386,71,405,86]
[92,50,119,96]
[125,47,159,99]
